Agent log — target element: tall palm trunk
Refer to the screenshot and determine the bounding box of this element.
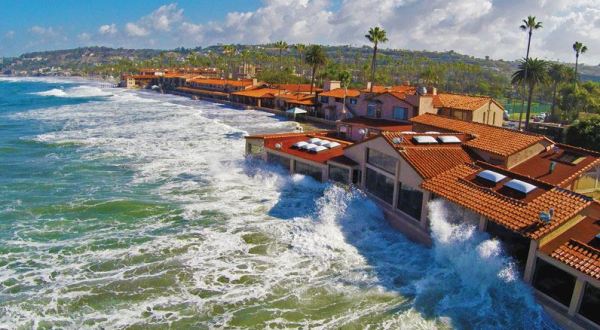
[310,65,316,95]
[370,43,378,92]
[525,82,534,129]
[518,30,532,130]
[574,54,579,88]
[550,82,558,122]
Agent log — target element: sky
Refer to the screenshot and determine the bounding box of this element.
[0,0,598,64]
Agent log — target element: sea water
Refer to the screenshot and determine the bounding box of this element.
[0,78,560,329]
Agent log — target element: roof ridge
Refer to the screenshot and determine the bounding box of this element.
[568,239,600,256]
[413,113,549,139]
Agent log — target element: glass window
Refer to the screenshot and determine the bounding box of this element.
[397,183,423,220]
[452,110,466,120]
[367,148,397,174]
[267,152,290,171]
[367,102,377,117]
[352,169,361,185]
[393,107,408,120]
[248,144,263,155]
[579,283,600,325]
[349,98,357,105]
[295,161,323,181]
[365,168,395,204]
[329,165,349,184]
[532,258,576,307]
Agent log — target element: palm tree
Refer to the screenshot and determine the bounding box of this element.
[305,45,327,95]
[365,27,388,92]
[274,40,288,69]
[338,70,353,118]
[547,64,573,121]
[293,43,306,64]
[512,58,548,130]
[222,45,236,78]
[573,41,588,86]
[517,16,543,129]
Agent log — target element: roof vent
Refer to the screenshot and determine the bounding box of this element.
[438,135,461,144]
[539,208,554,224]
[413,136,438,144]
[505,179,537,194]
[392,137,403,144]
[325,141,341,149]
[476,170,506,183]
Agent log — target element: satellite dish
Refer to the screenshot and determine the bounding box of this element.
[392,137,403,144]
[275,143,282,149]
[358,129,366,135]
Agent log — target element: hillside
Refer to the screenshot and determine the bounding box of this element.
[2,45,599,81]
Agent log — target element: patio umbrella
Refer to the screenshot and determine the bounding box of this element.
[285,107,307,120]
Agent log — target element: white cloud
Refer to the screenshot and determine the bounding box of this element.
[78,32,91,41]
[98,24,118,35]
[148,3,183,31]
[4,30,15,39]
[29,25,58,36]
[125,22,149,37]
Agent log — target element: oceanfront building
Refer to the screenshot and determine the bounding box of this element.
[245,113,600,329]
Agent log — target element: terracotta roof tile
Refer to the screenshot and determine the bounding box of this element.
[421,164,592,239]
[411,113,548,157]
[432,93,501,111]
[231,88,280,98]
[273,84,322,93]
[319,88,361,98]
[189,78,254,87]
[340,117,412,131]
[551,239,600,279]
[381,132,474,179]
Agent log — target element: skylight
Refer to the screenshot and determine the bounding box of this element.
[413,136,438,144]
[300,143,318,150]
[322,141,341,148]
[292,141,308,149]
[504,179,537,194]
[308,137,323,144]
[476,170,506,183]
[309,145,328,153]
[438,135,461,144]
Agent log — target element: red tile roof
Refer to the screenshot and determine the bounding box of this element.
[362,85,416,94]
[273,84,322,93]
[189,78,254,87]
[175,87,229,97]
[432,93,503,111]
[231,88,280,98]
[421,163,593,239]
[381,132,474,179]
[339,117,412,131]
[319,88,361,98]
[510,144,600,187]
[411,113,548,157]
[551,240,600,279]
[246,131,352,164]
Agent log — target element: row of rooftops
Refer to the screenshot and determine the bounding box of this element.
[247,113,600,280]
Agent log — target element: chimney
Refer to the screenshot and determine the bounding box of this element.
[324,80,341,91]
[252,78,258,86]
[366,82,372,91]
[431,87,437,95]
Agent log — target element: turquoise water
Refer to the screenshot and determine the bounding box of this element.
[0,78,559,329]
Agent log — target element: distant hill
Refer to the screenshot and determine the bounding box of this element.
[2,45,599,81]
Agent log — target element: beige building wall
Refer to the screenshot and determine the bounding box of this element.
[471,102,505,127]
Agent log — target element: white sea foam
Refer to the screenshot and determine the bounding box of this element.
[1,86,558,329]
[33,85,113,98]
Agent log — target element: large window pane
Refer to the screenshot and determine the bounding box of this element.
[365,168,394,204]
[267,152,290,171]
[329,165,349,184]
[295,161,323,181]
[532,258,576,307]
[397,183,423,220]
[393,107,408,120]
[579,283,600,325]
[367,148,397,174]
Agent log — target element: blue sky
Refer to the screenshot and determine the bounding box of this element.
[0,0,598,64]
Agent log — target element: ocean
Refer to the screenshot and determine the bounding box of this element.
[0,78,559,329]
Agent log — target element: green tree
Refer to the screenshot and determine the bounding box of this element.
[566,115,600,152]
[517,16,543,129]
[547,63,574,121]
[274,41,288,69]
[338,70,354,118]
[573,41,588,86]
[293,43,306,65]
[222,45,236,78]
[512,58,548,130]
[305,45,327,95]
[365,26,388,92]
